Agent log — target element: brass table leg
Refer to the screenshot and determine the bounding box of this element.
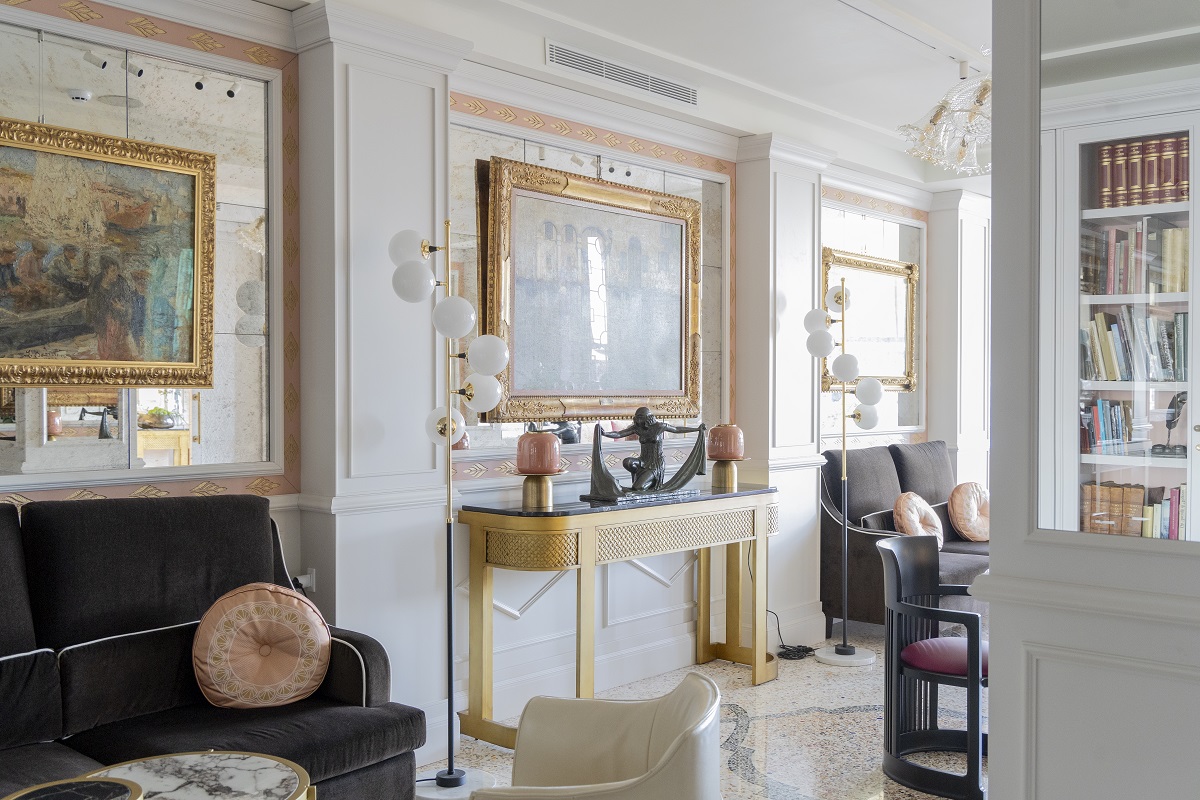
[576,527,596,699]
[696,547,714,664]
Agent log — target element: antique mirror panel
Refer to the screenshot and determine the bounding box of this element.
[0,20,272,476]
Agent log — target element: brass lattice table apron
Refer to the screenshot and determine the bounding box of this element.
[457,485,780,749]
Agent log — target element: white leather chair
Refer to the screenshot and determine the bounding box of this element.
[470,672,722,800]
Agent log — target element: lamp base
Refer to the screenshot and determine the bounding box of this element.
[521,475,554,510]
[813,645,876,667]
[415,769,496,799]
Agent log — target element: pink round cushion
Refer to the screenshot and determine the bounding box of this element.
[901,637,989,677]
[949,482,990,542]
[893,492,943,550]
[193,582,330,709]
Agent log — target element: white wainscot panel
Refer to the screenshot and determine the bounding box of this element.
[346,65,438,480]
[772,172,816,451]
[1029,644,1200,798]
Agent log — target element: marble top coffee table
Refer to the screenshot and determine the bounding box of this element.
[83,752,311,800]
[1,778,142,800]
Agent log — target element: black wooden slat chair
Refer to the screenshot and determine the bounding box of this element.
[876,535,988,800]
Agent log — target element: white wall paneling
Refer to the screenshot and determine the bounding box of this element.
[926,190,991,485]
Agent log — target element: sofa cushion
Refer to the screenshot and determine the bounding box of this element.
[21,495,275,649]
[889,441,956,505]
[63,697,427,784]
[194,582,330,709]
[940,538,990,557]
[0,502,34,656]
[893,492,944,549]
[0,743,105,798]
[59,622,203,736]
[0,649,61,748]
[949,482,991,541]
[821,446,903,527]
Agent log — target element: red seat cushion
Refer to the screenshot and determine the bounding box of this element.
[900,637,988,677]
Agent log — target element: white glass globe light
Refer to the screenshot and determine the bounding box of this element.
[392,260,436,303]
[853,404,879,430]
[462,373,503,413]
[803,308,832,333]
[424,406,465,445]
[805,329,835,358]
[831,352,860,382]
[824,285,850,313]
[432,296,476,339]
[388,229,425,266]
[855,377,884,406]
[467,335,510,376]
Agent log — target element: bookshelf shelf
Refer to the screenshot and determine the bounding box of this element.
[1048,118,1195,541]
[1081,202,1190,221]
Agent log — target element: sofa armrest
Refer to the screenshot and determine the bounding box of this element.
[318,626,391,707]
[819,495,899,628]
[939,584,972,596]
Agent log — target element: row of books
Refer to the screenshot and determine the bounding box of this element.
[1096,135,1191,208]
[1078,399,1140,456]
[1080,482,1187,539]
[1080,220,1190,295]
[1079,307,1188,382]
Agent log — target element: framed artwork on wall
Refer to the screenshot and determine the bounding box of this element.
[0,116,214,387]
[477,155,701,422]
[821,246,919,392]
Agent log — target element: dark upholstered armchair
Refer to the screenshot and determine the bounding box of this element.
[818,441,989,638]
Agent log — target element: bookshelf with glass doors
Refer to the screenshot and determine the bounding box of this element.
[1048,115,1194,541]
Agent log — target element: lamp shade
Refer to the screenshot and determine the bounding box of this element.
[831,353,860,382]
[392,260,436,303]
[825,285,850,313]
[853,404,879,430]
[467,335,510,375]
[805,329,835,358]
[462,373,503,413]
[424,405,465,445]
[803,308,832,333]
[855,377,884,406]
[388,229,425,266]
[707,424,744,460]
[432,296,476,339]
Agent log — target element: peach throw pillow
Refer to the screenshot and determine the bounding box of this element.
[193,582,330,709]
[893,492,944,550]
[949,482,990,542]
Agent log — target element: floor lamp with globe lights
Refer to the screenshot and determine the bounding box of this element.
[390,221,507,793]
[804,277,883,667]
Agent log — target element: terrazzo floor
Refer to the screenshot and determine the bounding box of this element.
[419,622,987,799]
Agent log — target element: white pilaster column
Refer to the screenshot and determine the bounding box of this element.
[734,134,835,647]
[926,190,992,485]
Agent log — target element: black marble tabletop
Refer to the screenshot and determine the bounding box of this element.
[461,483,777,517]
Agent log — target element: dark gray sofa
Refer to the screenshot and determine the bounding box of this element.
[0,494,424,799]
[819,441,989,636]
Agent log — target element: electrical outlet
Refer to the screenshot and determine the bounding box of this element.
[295,568,316,592]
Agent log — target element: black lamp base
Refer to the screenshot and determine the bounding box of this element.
[834,644,856,656]
[435,769,466,788]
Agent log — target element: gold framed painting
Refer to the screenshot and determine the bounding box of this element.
[0,116,214,387]
[821,246,919,392]
[478,156,701,422]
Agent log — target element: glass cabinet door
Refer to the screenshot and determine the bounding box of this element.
[1047,116,1195,540]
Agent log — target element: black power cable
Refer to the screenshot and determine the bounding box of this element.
[745,543,815,660]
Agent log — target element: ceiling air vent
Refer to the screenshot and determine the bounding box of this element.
[546,41,698,106]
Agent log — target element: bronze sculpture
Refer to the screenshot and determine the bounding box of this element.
[581,407,707,503]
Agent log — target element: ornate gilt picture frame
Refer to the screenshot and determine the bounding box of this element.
[821,246,919,392]
[478,156,701,422]
[0,116,214,387]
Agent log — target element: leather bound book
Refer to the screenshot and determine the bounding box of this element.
[1128,140,1143,205]
[1081,483,1095,533]
[1143,139,1161,203]
[1122,484,1145,536]
[1113,142,1129,206]
[1161,137,1178,202]
[1098,143,1114,208]
[1179,136,1189,201]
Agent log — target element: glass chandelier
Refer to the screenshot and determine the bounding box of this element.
[898,61,992,176]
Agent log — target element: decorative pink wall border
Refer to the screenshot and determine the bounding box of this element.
[820,186,929,223]
[0,3,301,503]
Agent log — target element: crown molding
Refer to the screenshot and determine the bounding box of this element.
[98,0,297,52]
[736,133,836,172]
[451,60,741,163]
[929,189,991,218]
[821,165,935,212]
[1042,78,1200,130]
[293,0,471,71]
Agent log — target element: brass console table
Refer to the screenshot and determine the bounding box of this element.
[457,485,780,749]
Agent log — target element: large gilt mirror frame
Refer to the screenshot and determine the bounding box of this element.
[821,246,919,392]
[478,156,701,422]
